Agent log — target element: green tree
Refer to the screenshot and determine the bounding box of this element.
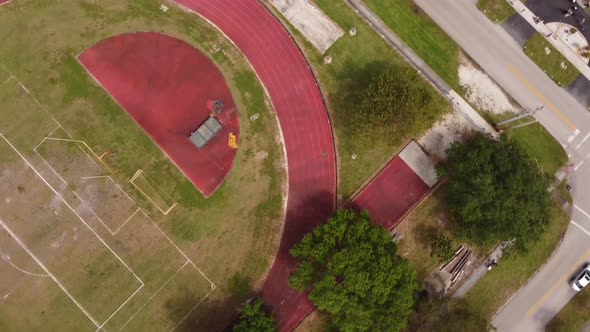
[233,298,276,332]
[439,133,551,247]
[430,235,454,261]
[289,209,418,332]
[351,68,437,144]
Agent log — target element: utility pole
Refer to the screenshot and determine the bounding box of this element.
[496,105,544,129]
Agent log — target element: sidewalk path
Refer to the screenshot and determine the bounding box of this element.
[452,242,509,298]
[506,0,590,81]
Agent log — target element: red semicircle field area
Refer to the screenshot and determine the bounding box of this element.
[78,32,239,197]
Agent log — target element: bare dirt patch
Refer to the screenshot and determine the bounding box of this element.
[0,150,140,324]
[459,55,519,115]
[418,110,473,160]
[36,128,137,233]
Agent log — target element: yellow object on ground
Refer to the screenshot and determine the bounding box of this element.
[228,132,238,149]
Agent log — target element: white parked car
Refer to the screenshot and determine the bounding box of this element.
[571,264,590,291]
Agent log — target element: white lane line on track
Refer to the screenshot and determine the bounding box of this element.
[572,219,590,237]
[574,160,585,171]
[576,133,590,150]
[575,204,590,219]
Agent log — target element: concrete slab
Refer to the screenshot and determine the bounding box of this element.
[398,141,438,187]
[271,0,344,53]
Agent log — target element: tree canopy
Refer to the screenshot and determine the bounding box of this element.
[439,133,551,247]
[351,68,438,144]
[232,298,276,332]
[289,209,417,332]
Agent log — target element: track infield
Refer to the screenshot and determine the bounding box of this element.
[78,32,239,197]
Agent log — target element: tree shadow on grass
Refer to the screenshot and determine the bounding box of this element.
[413,222,439,250]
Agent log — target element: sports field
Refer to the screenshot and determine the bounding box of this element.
[0,1,286,330]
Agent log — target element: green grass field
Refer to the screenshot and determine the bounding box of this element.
[477,0,518,23]
[363,0,461,90]
[0,0,285,330]
[547,286,590,331]
[524,33,580,87]
[267,0,449,202]
[507,122,569,177]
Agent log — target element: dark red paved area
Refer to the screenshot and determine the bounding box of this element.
[171,0,336,330]
[0,0,13,5]
[78,32,239,197]
[349,157,430,230]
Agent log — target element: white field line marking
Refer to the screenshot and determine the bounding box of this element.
[33,124,63,151]
[575,160,585,171]
[116,261,190,331]
[572,220,590,237]
[80,175,110,180]
[106,176,136,204]
[2,256,49,277]
[0,75,13,88]
[138,209,216,287]
[96,282,145,331]
[0,69,65,131]
[112,208,140,235]
[0,218,100,327]
[575,133,590,150]
[169,285,216,332]
[17,82,29,94]
[575,204,590,219]
[34,149,68,186]
[34,138,135,235]
[0,133,144,286]
[33,144,119,235]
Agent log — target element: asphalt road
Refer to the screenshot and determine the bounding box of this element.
[410,0,590,330]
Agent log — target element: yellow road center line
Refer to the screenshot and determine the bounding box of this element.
[507,64,576,130]
[527,248,590,315]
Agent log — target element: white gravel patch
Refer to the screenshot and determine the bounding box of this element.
[418,110,473,160]
[459,61,519,115]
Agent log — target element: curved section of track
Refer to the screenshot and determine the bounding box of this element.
[172,0,336,330]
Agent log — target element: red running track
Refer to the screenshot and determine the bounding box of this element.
[0,0,13,5]
[78,32,239,197]
[171,0,336,330]
[349,157,430,230]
